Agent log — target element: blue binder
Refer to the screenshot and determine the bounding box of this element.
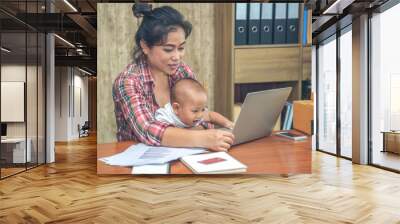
[235,3,248,45]
[283,102,293,130]
[248,3,261,45]
[273,3,287,44]
[286,3,299,44]
[302,9,308,46]
[283,103,293,130]
[286,103,293,130]
[260,3,273,44]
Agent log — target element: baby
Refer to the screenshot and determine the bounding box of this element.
[155,78,234,129]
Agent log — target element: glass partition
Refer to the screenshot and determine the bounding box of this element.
[38,32,45,165]
[370,3,400,171]
[339,26,352,158]
[1,26,28,178]
[27,30,38,169]
[0,1,46,179]
[317,35,337,155]
[28,0,38,171]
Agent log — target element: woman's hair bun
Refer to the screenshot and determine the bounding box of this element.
[132,3,152,18]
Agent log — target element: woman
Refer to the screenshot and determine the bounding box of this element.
[112,3,234,151]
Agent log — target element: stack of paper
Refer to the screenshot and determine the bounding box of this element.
[132,164,170,174]
[99,143,206,167]
[180,152,247,174]
[276,131,307,141]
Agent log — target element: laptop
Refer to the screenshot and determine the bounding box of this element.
[221,87,292,146]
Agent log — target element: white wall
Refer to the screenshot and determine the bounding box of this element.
[72,72,89,138]
[55,66,69,141]
[1,82,25,122]
[54,67,89,141]
[1,64,26,82]
[1,65,34,138]
[1,63,46,163]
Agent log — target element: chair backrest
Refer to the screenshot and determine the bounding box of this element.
[82,121,90,129]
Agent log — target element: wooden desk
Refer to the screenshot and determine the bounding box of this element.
[1,138,32,164]
[381,131,400,154]
[97,134,311,174]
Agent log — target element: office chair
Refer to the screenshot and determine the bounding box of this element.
[79,121,90,138]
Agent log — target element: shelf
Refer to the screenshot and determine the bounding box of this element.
[234,46,311,84]
[213,4,311,121]
[234,44,301,49]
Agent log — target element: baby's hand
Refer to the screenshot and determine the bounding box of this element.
[190,125,205,130]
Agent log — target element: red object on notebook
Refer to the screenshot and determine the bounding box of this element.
[198,157,226,165]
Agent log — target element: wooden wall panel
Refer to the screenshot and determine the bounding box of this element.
[302,46,312,80]
[97,4,135,144]
[234,46,311,84]
[88,77,97,132]
[97,3,216,143]
[214,3,234,120]
[234,46,301,83]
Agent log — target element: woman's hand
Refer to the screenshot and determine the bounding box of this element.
[201,129,235,152]
[224,121,234,130]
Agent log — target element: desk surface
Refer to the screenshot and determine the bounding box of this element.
[381,131,400,134]
[97,133,311,174]
[1,138,27,143]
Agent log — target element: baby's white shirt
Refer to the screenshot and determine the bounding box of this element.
[155,103,203,128]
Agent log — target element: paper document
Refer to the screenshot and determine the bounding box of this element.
[132,164,170,174]
[138,148,172,160]
[99,143,206,166]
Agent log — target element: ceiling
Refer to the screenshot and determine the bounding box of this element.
[308,0,390,43]
[2,0,394,75]
[0,0,98,75]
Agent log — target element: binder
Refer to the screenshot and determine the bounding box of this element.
[235,3,248,45]
[287,103,293,130]
[260,3,273,44]
[281,103,288,129]
[273,3,287,44]
[248,3,261,45]
[282,102,290,130]
[302,7,312,46]
[302,8,308,45]
[283,103,293,130]
[286,3,299,44]
[307,9,312,45]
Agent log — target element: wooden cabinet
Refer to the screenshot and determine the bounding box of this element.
[214,4,312,120]
[234,46,311,83]
[382,132,400,154]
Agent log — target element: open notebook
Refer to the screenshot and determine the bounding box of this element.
[180,152,247,174]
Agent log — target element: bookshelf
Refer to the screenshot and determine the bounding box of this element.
[214,3,312,121]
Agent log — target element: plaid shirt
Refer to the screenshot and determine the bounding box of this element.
[113,60,212,145]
